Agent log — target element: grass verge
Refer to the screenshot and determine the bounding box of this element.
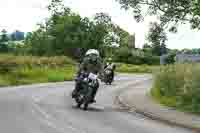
[0,66,76,87]
[116,63,157,73]
[152,63,200,115]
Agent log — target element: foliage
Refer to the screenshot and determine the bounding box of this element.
[23,0,128,59]
[112,25,133,47]
[0,54,159,87]
[0,66,76,87]
[151,87,177,107]
[147,22,167,56]
[153,63,200,114]
[116,63,157,73]
[116,0,200,31]
[0,54,75,73]
[165,51,176,64]
[114,47,160,65]
[0,29,9,52]
[0,54,76,86]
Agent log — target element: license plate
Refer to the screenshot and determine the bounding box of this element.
[88,73,98,80]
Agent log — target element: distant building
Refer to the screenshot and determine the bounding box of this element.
[11,30,25,41]
[128,34,135,49]
[160,54,169,65]
[175,54,200,63]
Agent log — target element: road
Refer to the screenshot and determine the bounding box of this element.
[0,74,194,133]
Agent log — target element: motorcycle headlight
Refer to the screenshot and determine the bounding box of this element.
[106,70,111,74]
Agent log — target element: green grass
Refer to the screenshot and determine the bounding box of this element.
[151,87,177,107]
[116,63,157,73]
[0,66,76,87]
[0,54,76,68]
[0,54,77,87]
[152,63,200,115]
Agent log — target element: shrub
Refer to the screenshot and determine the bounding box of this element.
[116,63,157,73]
[114,47,160,65]
[153,63,200,114]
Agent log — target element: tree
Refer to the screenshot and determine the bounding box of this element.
[0,29,9,42]
[25,0,130,58]
[160,42,167,55]
[142,43,153,55]
[116,0,200,31]
[26,1,116,58]
[147,22,167,56]
[0,29,9,52]
[112,25,131,47]
[143,43,151,49]
[94,12,112,27]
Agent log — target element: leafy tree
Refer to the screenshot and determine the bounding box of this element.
[143,43,153,55]
[0,29,9,52]
[143,43,151,49]
[160,42,167,55]
[116,0,200,31]
[0,29,9,42]
[26,1,117,58]
[25,28,53,56]
[147,22,167,56]
[94,12,112,27]
[24,0,131,59]
[112,25,131,47]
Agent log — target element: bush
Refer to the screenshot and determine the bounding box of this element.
[116,63,157,73]
[152,63,200,114]
[114,47,160,65]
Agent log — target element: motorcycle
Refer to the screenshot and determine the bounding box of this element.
[72,72,99,110]
[103,68,114,85]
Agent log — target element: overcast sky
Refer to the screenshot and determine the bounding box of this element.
[0,0,200,49]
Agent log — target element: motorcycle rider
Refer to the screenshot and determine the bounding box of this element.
[72,49,103,103]
[104,58,116,81]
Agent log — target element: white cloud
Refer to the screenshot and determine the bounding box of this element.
[0,0,199,49]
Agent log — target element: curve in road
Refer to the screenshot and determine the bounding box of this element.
[0,74,194,133]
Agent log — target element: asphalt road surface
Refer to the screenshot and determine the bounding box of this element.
[0,74,194,133]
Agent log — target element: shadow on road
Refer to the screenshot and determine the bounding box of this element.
[71,105,104,112]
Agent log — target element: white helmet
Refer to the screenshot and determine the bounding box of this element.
[85,49,100,56]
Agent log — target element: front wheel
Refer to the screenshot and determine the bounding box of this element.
[76,102,82,108]
[83,103,88,111]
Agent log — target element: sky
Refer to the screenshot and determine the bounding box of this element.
[0,0,200,49]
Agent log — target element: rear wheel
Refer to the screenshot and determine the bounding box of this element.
[75,94,83,108]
